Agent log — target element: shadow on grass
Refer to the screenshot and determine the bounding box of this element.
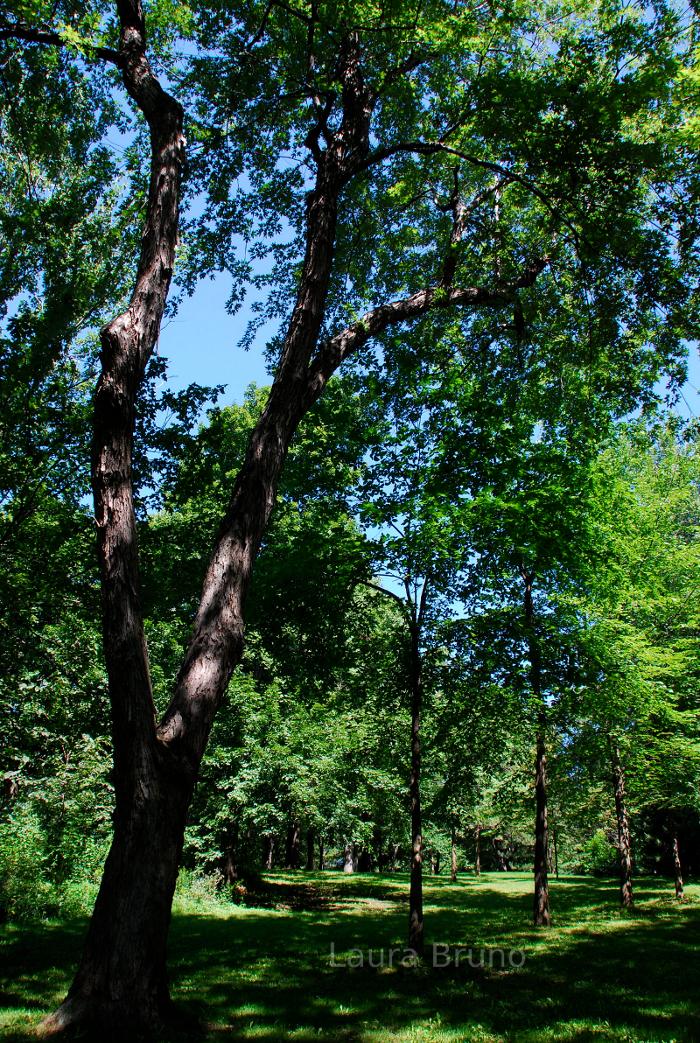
[1,874,699,1042]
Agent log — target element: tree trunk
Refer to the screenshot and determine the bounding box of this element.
[612,746,633,908]
[672,834,684,900]
[222,824,239,885]
[475,825,481,876]
[451,826,458,882]
[305,828,314,871]
[552,823,559,879]
[408,617,424,955]
[533,714,551,926]
[263,835,274,871]
[318,835,324,871]
[286,821,301,870]
[522,569,551,927]
[343,843,354,873]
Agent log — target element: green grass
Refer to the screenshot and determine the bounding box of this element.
[1,872,699,1041]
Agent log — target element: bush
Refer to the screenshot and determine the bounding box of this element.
[0,804,56,921]
[577,829,618,875]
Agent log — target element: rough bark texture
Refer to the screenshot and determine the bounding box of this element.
[672,834,684,900]
[612,747,634,908]
[41,2,186,1034]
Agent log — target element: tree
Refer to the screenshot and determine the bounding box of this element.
[2,0,696,1030]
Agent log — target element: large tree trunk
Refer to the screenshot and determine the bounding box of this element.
[672,834,684,900]
[612,746,633,908]
[408,616,425,954]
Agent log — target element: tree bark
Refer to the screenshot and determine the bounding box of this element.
[451,826,458,882]
[305,828,314,871]
[612,745,633,909]
[40,2,187,1034]
[672,834,684,900]
[318,835,324,871]
[475,825,481,876]
[408,616,424,954]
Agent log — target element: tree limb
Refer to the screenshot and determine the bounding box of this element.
[0,21,123,66]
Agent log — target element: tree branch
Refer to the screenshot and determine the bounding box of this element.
[0,21,123,66]
[305,256,548,398]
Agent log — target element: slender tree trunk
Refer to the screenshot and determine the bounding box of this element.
[552,823,559,879]
[343,843,354,873]
[305,828,314,871]
[672,834,684,900]
[318,836,324,871]
[612,746,633,908]
[475,825,481,876]
[522,569,551,927]
[263,835,274,871]
[222,823,239,885]
[285,821,301,870]
[451,826,458,882]
[408,617,424,954]
[533,712,551,925]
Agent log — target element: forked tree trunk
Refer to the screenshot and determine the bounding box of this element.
[475,825,481,876]
[31,12,546,1032]
[612,746,633,909]
[672,834,684,900]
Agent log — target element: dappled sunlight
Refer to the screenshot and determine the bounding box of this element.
[3,873,698,1041]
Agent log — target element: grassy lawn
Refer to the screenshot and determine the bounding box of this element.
[1,871,699,1041]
